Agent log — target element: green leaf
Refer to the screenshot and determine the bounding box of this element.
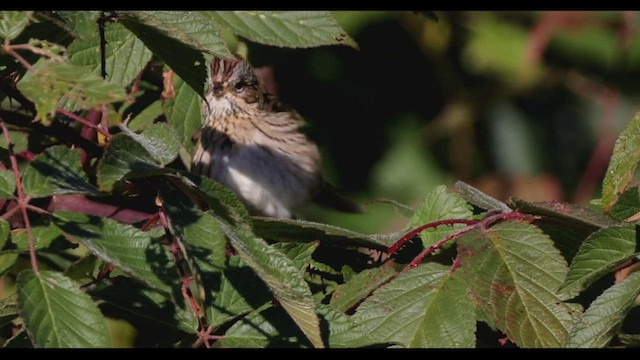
[18,60,127,120]
[220,303,372,348]
[120,14,212,96]
[561,224,637,297]
[609,186,640,221]
[164,205,226,274]
[17,270,110,348]
[220,304,305,348]
[350,263,476,348]
[566,272,640,348]
[602,114,640,212]
[0,294,18,327]
[119,123,181,166]
[455,180,511,213]
[208,11,357,49]
[52,211,180,296]
[252,216,392,250]
[119,11,231,56]
[0,253,17,276]
[0,11,30,40]
[619,333,640,347]
[508,198,618,260]
[171,172,251,227]
[68,22,153,88]
[330,267,396,313]
[408,185,474,247]
[509,198,618,229]
[96,133,174,192]
[6,219,64,253]
[458,221,580,347]
[0,219,8,247]
[272,242,317,272]
[21,145,99,198]
[89,277,197,334]
[0,130,28,154]
[0,169,15,199]
[127,100,163,132]
[316,304,377,348]
[214,216,324,348]
[164,72,202,154]
[56,11,101,40]
[209,256,271,329]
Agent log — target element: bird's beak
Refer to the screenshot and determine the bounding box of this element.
[212,81,224,98]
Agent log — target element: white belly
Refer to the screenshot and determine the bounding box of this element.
[212,147,312,218]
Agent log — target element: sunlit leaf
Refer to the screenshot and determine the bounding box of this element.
[163,72,202,154]
[408,185,473,248]
[208,11,357,48]
[602,113,640,212]
[350,263,475,348]
[561,224,637,297]
[18,60,127,120]
[68,22,153,88]
[119,123,181,166]
[0,11,30,40]
[458,221,580,347]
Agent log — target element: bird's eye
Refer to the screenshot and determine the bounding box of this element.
[234,81,245,92]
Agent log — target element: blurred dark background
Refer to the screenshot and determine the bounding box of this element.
[245,11,640,234]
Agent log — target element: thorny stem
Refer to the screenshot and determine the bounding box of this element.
[56,109,112,140]
[387,218,476,255]
[156,201,211,347]
[3,39,34,72]
[397,212,537,271]
[140,212,160,231]
[0,118,39,275]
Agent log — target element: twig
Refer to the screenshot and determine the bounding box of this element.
[3,39,34,72]
[156,198,211,347]
[0,117,38,275]
[98,13,108,79]
[403,212,536,270]
[387,219,476,255]
[56,109,112,140]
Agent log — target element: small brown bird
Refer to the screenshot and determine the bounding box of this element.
[191,56,360,219]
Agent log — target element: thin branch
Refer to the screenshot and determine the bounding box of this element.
[56,109,112,140]
[156,198,211,347]
[404,211,536,270]
[0,117,38,275]
[387,218,476,255]
[98,12,108,79]
[3,39,34,72]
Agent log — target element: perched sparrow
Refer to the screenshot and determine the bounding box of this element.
[191,56,360,219]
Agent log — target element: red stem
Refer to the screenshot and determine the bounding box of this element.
[141,212,160,231]
[56,109,112,140]
[3,40,34,72]
[387,219,476,255]
[401,211,536,271]
[156,203,211,347]
[0,118,39,275]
